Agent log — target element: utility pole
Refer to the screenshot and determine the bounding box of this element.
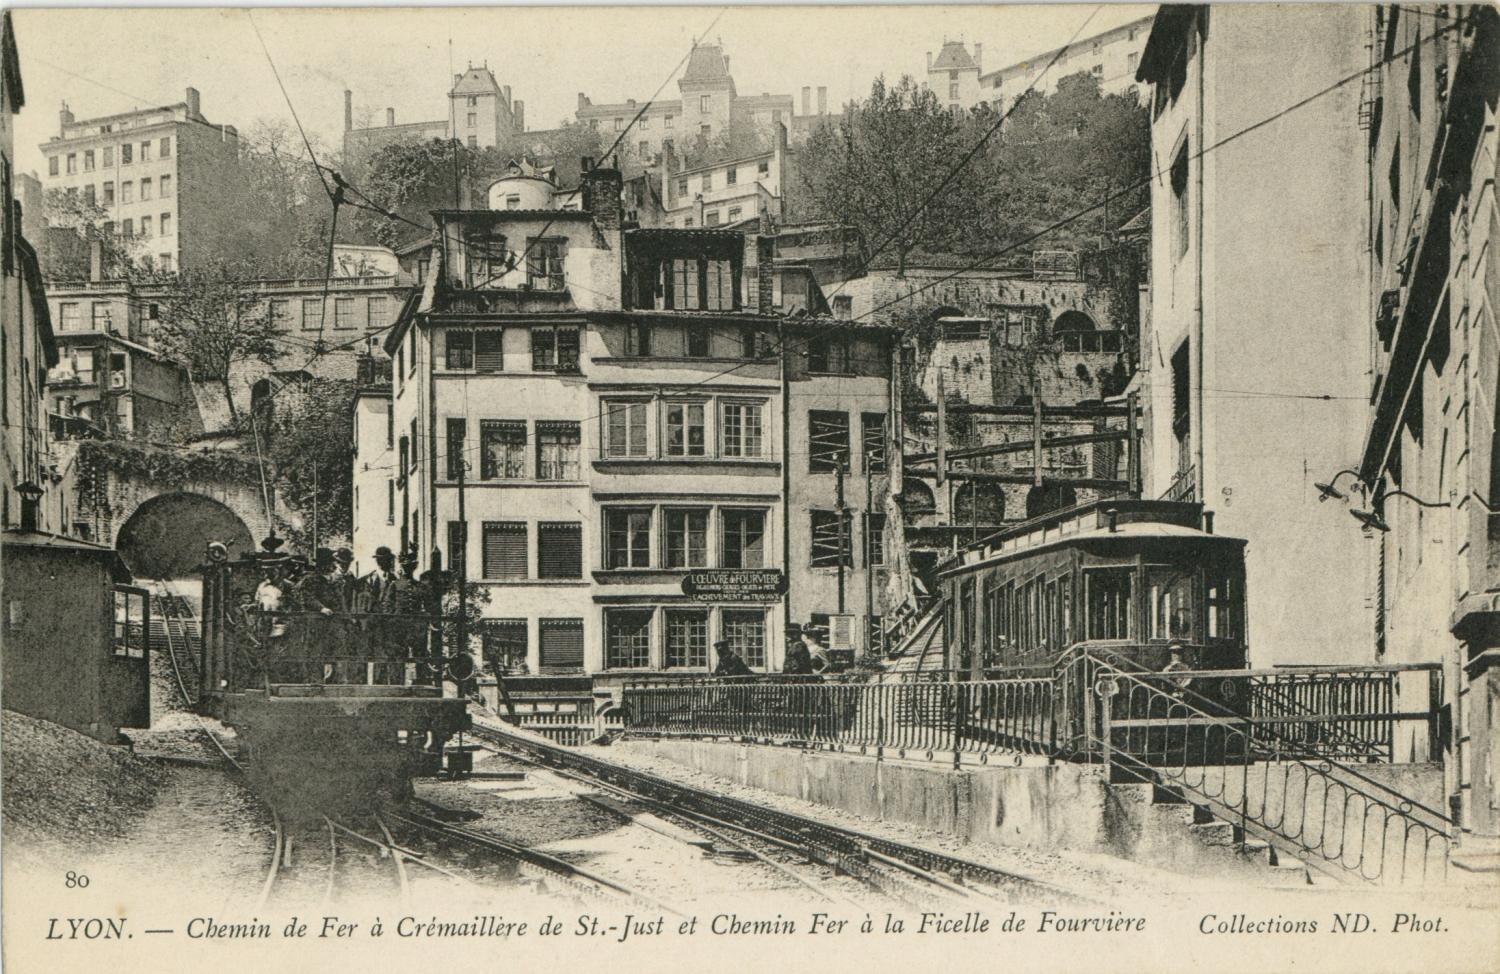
[455,445,468,689]
[835,461,847,614]
[935,370,947,487]
[864,442,875,655]
[311,463,319,554]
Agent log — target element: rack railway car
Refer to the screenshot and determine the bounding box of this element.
[197,538,471,819]
[940,499,1247,675]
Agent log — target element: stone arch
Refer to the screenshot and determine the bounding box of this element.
[1053,310,1097,333]
[902,480,937,514]
[954,482,1006,524]
[1025,483,1078,519]
[116,492,254,579]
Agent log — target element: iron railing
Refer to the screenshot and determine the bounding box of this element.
[624,675,1057,765]
[1076,652,1451,885]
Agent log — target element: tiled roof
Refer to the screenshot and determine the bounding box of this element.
[681,44,730,83]
[451,66,501,96]
[931,40,978,72]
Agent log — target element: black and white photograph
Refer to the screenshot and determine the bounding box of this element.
[1,4,1498,972]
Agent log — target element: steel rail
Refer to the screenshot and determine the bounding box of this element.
[388,808,686,917]
[375,815,410,901]
[471,723,1094,905]
[476,741,857,907]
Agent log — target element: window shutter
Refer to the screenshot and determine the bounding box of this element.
[538,522,582,578]
[539,618,584,672]
[482,522,528,578]
[475,330,504,371]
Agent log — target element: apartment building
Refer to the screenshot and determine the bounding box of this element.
[1135,5,1371,667]
[38,87,239,273]
[660,126,787,229]
[1354,5,1500,868]
[364,161,897,678]
[2,10,61,532]
[981,15,1153,107]
[343,64,526,164]
[925,40,984,114]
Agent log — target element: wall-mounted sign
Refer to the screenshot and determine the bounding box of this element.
[681,569,787,603]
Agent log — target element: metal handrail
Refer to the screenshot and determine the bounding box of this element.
[1076,652,1450,884]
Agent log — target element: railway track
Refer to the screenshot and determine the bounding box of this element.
[470,722,1097,908]
[385,806,685,916]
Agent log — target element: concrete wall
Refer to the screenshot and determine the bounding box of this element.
[1142,6,1372,666]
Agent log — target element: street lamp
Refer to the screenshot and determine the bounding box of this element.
[15,481,43,532]
[1314,468,1365,503]
[1349,489,1450,533]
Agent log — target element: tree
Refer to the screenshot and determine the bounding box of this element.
[34,189,139,280]
[798,76,984,275]
[152,260,284,424]
[265,376,357,552]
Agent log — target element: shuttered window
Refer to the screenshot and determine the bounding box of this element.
[446,418,466,480]
[866,512,886,568]
[665,610,708,669]
[810,509,851,567]
[536,421,580,480]
[809,410,850,471]
[480,421,526,480]
[482,522,528,579]
[861,412,887,472]
[482,618,527,671]
[475,329,504,371]
[538,522,582,579]
[538,618,584,673]
[606,609,653,669]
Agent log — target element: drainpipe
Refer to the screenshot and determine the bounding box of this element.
[781,315,792,630]
[1194,10,1207,504]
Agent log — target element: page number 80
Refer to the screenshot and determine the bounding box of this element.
[64,871,90,889]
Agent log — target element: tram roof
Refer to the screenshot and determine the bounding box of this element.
[936,499,1245,579]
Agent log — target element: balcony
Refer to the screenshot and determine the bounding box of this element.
[1163,464,1197,503]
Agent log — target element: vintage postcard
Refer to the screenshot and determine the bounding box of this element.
[2,4,1498,972]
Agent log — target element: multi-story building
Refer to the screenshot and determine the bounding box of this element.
[343,65,526,163]
[924,40,984,115]
[363,162,896,679]
[981,15,1153,107]
[1355,5,1500,869]
[576,43,833,163]
[349,355,397,572]
[1134,5,1371,667]
[2,11,61,533]
[38,87,240,273]
[659,126,787,229]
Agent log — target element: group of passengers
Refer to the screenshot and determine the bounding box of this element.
[249,545,440,686]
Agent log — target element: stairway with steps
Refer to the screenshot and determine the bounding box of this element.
[148,582,202,707]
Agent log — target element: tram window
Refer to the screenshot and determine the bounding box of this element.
[1206,571,1239,640]
[1147,567,1197,641]
[1085,569,1131,640]
[999,581,1015,655]
[1042,580,1057,654]
[960,580,975,664]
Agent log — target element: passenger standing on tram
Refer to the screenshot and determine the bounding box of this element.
[782,624,814,675]
[295,548,341,682]
[357,546,399,682]
[385,551,428,685]
[327,548,358,681]
[254,559,290,681]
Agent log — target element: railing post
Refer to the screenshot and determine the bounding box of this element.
[1427,667,1442,763]
[1098,684,1112,775]
[953,681,968,770]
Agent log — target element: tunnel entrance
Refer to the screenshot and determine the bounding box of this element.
[115,492,254,579]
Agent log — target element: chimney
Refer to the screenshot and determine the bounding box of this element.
[503,84,512,105]
[723,55,730,73]
[88,236,103,283]
[386,107,395,127]
[344,90,353,132]
[59,100,74,132]
[578,92,588,111]
[581,163,623,230]
[974,43,983,73]
[513,99,525,132]
[926,51,933,72]
[817,86,827,115]
[801,86,811,116]
[185,87,200,119]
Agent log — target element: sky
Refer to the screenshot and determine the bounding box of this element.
[8,4,1153,176]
